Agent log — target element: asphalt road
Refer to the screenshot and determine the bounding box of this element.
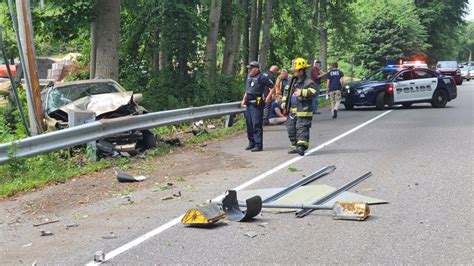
[1,82,473,264]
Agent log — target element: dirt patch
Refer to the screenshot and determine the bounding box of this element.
[2,143,249,218]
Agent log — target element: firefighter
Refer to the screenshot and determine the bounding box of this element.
[281,58,318,156]
[240,61,274,152]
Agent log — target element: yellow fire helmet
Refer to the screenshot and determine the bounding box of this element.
[292,57,309,71]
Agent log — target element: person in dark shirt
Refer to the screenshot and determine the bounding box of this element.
[240,61,274,152]
[262,65,278,125]
[310,60,326,114]
[326,62,344,119]
[268,94,287,125]
[265,69,288,103]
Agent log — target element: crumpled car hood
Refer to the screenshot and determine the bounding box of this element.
[52,91,136,118]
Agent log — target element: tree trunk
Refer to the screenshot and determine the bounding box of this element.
[259,0,273,70]
[256,0,263,61]
[90,0,120,81]
[319,0,327,71]
[224,0,243,75]
[221,0,233,74]
[151,29,160,75]
[249,0,258,62]
[308,0,319,64]
[204,0,222,76]
[89,22,97,79]
[242,0,250,75]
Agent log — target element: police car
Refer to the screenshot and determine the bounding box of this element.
[342,66,457,110]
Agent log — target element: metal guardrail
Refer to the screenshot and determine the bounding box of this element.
[0,102,244,164]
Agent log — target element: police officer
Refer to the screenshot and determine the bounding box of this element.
[240,61,274,152]
[281,58,318,156]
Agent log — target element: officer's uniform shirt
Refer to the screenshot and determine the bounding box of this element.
[246,72,273,101]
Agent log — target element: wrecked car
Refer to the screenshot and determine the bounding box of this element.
[40,79,156,154]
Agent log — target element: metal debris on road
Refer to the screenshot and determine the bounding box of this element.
[257,222,268,228]
[39,230,53,236]
[181,203,226,227]
[21,243,32,248]
[173,191,182,197]
[161,196,174,201]
[244,232,258,238]
[221,190,262,222]
[65,223,79,229]
[32,219,60,227]
[221,190,370,221]
[295,171,372,218]
[102,232,118,239]
[114,167,149,182]
[94,251,105,262]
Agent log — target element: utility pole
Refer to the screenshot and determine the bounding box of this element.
[10,0,43,134]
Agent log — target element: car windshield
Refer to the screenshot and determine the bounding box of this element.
[437,61,457,68]
[47,82,125,112]
[365,69,398,81]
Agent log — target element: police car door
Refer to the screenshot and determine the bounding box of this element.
[412,69,438,101]
[393,70,414,103]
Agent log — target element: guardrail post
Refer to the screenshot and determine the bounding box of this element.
[68,110,97,161]
[225,114,235,128]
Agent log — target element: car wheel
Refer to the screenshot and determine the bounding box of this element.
[375,92,385,110]
[456,79,463,85]
[137,130,157,150]
[467,78,471,81]
[402,103,412,108]
[344,103,354,110]
[431,89,448,108]
[385,93,394,108]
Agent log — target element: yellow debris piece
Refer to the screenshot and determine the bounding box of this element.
[181,203,225,226]
[333,201,370,221]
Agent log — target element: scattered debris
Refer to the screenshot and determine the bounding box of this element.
[221,190,262,222]
[288,167,298,172]
[257,222,268,228]
[33,219,60,227]
[173,191,182,198]
[96,140,120,157]
[199,143,208,147]
[32,260,37,266]
[120,152,131,157]
[244,232,258,238]
[39,230,53,237]
[102,232,118,239]
[159,137,182,147]
[207,124,216,129]
[415,183,419,186]
[65,223,79,229]
[221,190,371,221]
[94,251,105,262]
[181,203,226,227]
[21,243,32,248]
[194,120,204,127]
[161,196,174,201]
[114,168,149,182]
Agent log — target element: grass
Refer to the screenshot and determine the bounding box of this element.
[0,117,245,198]
[0,100,331,198]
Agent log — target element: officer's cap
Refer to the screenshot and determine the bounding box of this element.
[247,61,260,69]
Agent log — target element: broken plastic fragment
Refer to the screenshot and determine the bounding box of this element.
[114,168,149,182]
[39,230,53,236]
[94,251,105,262]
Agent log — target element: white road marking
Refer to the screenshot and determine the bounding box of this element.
[86,109,393,265]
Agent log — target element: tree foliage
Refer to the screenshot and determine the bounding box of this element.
[0,0,471,111]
